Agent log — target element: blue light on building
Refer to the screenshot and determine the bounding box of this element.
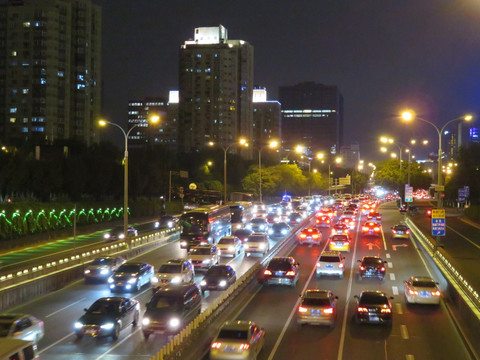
[470,127,479,143]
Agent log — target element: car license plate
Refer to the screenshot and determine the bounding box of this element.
[312,309,320,314]
[275,271,284,276]
[86,329,95,335]
[397,231,404,234]
[326,265,333,268]
[369,316,379,322]
[420,291,430,297]
[369,230,373,234]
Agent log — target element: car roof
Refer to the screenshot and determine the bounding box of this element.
[360,290,387,297]
[192,245,213,249]
[303,289,330,298]
[164,259,186,265]
[0,314,27,322]
[320,251,342,257]
[220,320,253,331]
[94,297,129,303]
[208,264,230,270]
[410,276,435,282]
[153,283,198,296]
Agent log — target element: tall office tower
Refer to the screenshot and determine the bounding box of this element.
[252,88,281,148]
[340,144,360,169]
[279,82,344,155]
[127,97,167,146]
[0,0,101,147]
[469,127,479,144]
[178,25,254,158]
[445,131,457,160]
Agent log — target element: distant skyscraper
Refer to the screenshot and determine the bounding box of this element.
[470,127,479,144]
[252,88,281,148]
[340,144,360,169]
[127,97,167,146]
[178,25,254,158]
[279,82,344,155]
[0,0,102,146]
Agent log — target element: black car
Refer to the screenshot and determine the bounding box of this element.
[108,262,154,292]
[268,222,291,237]
[103,225,138,242]
[74,297,139,340]
[142,283,201,339]
[358,256,387,280]
[232,228,254,243]
[200,265,236,294]
[288,212,303,225]
[154,215,178,229]
[354,290,393,325]
[262,257,300,286]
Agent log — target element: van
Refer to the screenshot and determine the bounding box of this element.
[0,338,39,360]
[141,283,201,340]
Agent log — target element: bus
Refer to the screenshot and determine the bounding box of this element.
[179,205,231,250]
[228,201,253,230]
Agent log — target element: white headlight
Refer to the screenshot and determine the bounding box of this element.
[127,278,137,284]
[100,268,109,275]
[228,246,234,251]
[281,229,287,234]
[154,222,160,228]
[246,224,252,230]
[171,276,181,284]
[151,276,159,284]
[219,280,227,287]
[268,229,273,234]
[169,318,180,328]
[84,269,90,274]
[167,221,173,228]
[104,234,110,239]
[202,259,211,264]
[260,225,265,230]
[119,234,125,239]
[101,323,114,330]
[259,243,266,250]
[142,317,150,326]
[244,244,249,249]
[108,277,114,283]
[181,241,187,246]
[74,322,83,329]
[200,280,207,286]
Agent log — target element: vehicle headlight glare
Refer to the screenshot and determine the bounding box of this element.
[142,317,150,326]
[219,280,227,287]
[128,278,137,284]
[181,241,187,246]
[108,277,114,283]
[154,222,160,228]
[151,276,159,284]
[281,229,287,234]
[119,234,125,239]
[169,318,180,328]
[244,244,249,249]
[202,259,211,264]
[104,234,110,239]
[268,229,273,234]
[84,269,90,274]
[200,280,207,286]
[260,225,265,230]
[259,243,266,250]
[100,268,109,275]
[171,276,181,284]
[101,323,114,330]
[228,246,234,251]
[74,322,83,329]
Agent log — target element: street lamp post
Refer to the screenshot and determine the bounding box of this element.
[99,116,159,237]
[401,111,472,208]
[258,140,278,203]
[380,137,402,170]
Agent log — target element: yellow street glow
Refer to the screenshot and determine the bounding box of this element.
[402,111,414,121]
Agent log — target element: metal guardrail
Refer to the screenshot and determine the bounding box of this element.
[149,215,312,360]
[405,217,480,318]
[0,227,178,291]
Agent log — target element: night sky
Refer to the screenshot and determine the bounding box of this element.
[95,0,480,160]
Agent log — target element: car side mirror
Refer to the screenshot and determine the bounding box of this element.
[353,295,359,301]
[383,261,387,263]
[389,296,394,300]
[334,296,339,300]
[357,260,361,263]
[84,308,88,312]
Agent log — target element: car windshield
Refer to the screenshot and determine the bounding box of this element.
[395,225,408,230]
[0,322,12,336]
[147,295,181,311]
[363,257,383,266]
[245,236,265,243]
[251,219,265,224]
[190,247,211,255]
[218,329,248,340]
[412,280,436,287]
[233,230,251,237]
[319,256,340,263]
[218,238,234,245]
[91,258,114,266]
[158,264,181,273]
[88,300,120,314]
[332,236,348,242]
[117,265,140,273]
[206,267,228,276]
[302,298,331,306]
[111,227,124,233]
[359,293,389,305]
[268,260,291,271]
[273,223,287,229]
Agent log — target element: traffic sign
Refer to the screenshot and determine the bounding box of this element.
[464,186,470,198]
[434,185,445,192]
[189,183,197,190]
[405,184,413,203]
[431,209,446,236]
[458,188,466,203]
[339,175,351,185]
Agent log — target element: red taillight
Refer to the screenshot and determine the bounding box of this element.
[381,308,391,313]
[312,234,319,239]
[408,289,417,295]
[406,230,410,234]
[392,229,397,233]
[338,263,344,268]
[316,219,320,224]
[308,228,313,233]
[362,227,369,231]
[323,307,334,314]
[286,271,296,276]
[211,342,222,349]
[380,266,385,272]
[432,290,441,296]
[327,220,330,224]
[343,241,349,246]
[264,269,272,276]
[374,227,380,232]
[298,306,308,313]
[359,265,366,271]
[239,343,250,350]
[300,233,307,239]
[357,307,368,312]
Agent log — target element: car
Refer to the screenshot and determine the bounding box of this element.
[315,215,332,228]
[404,276,441,305]
[340,216,356,230]
[142,283,201,339]
[426,208,434,217]
[298,227,322,245]
[232,228,254,244]
[341,210,355,220]
[331,222,349,237]
[288,212,303,225]
[268,222,291,237]
[246,218,268,233]
[297,290,338,327]
[216,236,243,257]
[366,212,382,222]
[262,257,300,286]
[354,290,393,325]
[74,297,139,340]
[0,338,39,360]
[254,209,268,219]
[244,233,270,256]
[84,256,126,283]
[210,320,265,360]
[361,221,382,237]
[108,262,154,292]
[328,234,351,253]
[103,225,138,242]
[151,259,194,291]
[358,256,387,280]
[391,224,410,239]
[0,314,44,343]
[200,265,236,295]
[266,212,280,224]
[188,245,219,270]
[316,251,345,278]
[154,215,178,229]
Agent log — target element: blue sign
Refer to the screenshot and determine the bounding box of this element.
[470,127,479,142]
[405,184,413,203]
[431,218,446,236]
[464,186,470,198]
[458,188,466,203]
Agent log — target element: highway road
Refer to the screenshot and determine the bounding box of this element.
[202,202,472,360]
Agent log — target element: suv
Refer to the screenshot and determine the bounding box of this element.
[151,259,194,291]
[216,236,242,257]
[354,290,393,325]
[298,227,322,245]
[262,257,300,286]
[316,251,345,278]
[188,245,219,271]
[244,233,270,256]
[297,289,338,327]
[358,256,387,280]
[142,283,201,339]
[246,218,268,232]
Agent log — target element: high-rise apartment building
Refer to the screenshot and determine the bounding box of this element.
[279,82,344,155]
[252,88,281,147]
[128,97,168,146]
[178,25,254,158]
[0,0,101,146]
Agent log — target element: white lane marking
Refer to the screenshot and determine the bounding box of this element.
[381,226,387,250]
[390,273,396,281]
[388,262,393,268]
[396,302,403,315]
[38,332,74,355]
[406,355,415,360]
[266,260,317,360]
[337,216,362,360]
[392,286,399,295]
[46,298,86,318]
[95,328,140,360]
[400,324,409,339]
[386,253,391,259]
[446,226,480,250]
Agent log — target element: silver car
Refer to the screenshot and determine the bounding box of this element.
[210,320,265,360]
[217,236,243,257]
[0,314,44,344]
[244,233,269,256]
[84,256,126,283]
[404,276,441,305]
[151,259,195,291]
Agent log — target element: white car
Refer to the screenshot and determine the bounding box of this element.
[151,259,195,291]
[189,245,219,270]
[244,233,269,256]
[0,314,44,343]
[404,276,441,305]
[216,236,243,257]
[316,251,345,278]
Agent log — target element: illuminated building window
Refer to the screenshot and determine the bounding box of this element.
[10,107,17,113]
